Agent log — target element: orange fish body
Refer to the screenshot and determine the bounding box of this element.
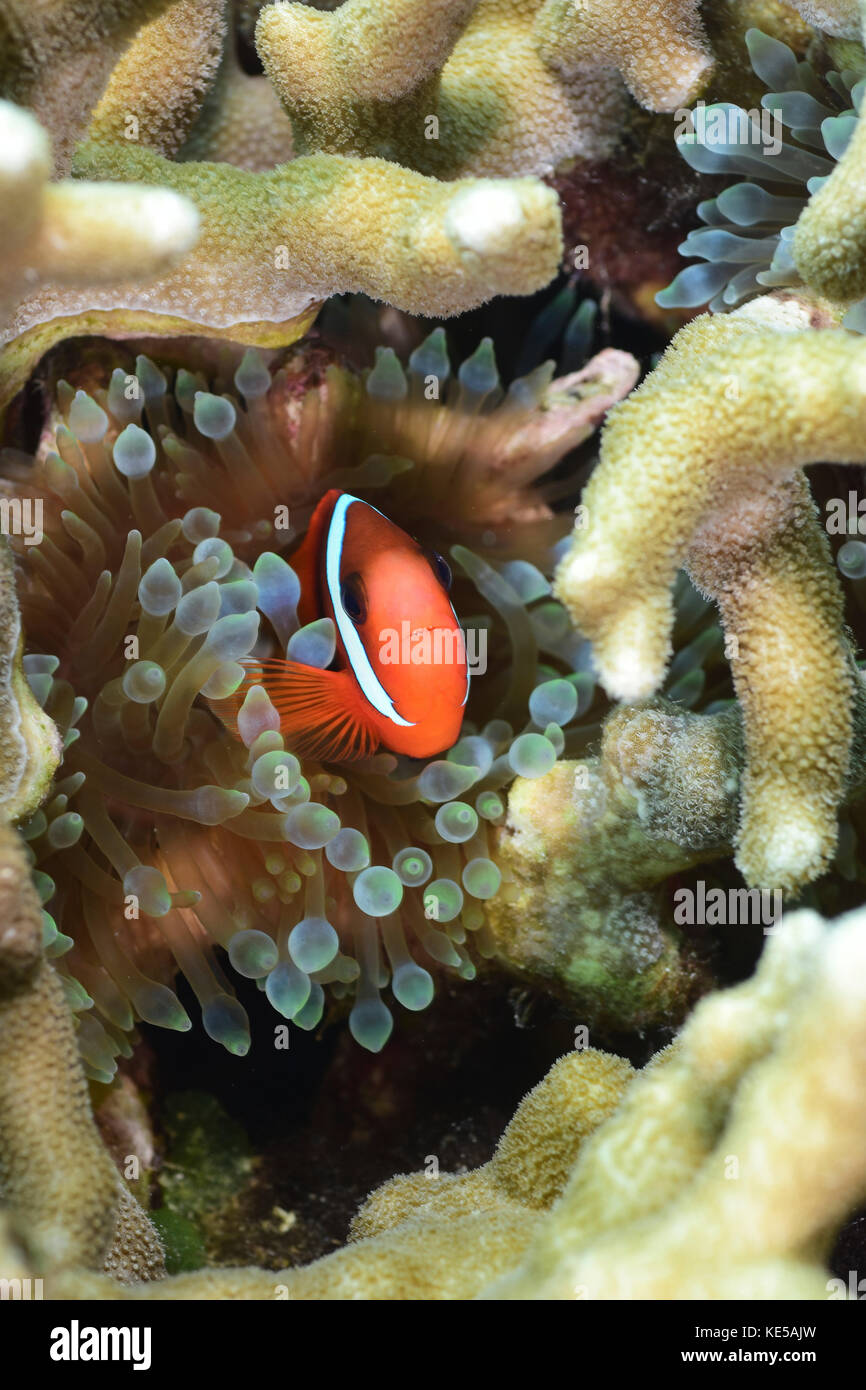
[212,491,468,762]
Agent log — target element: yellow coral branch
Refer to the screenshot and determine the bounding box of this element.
[555,298,866,891]
[534,0,713,111]
[0,959,125,1271]
[487,906,866,1298]
[793,112,866,298]
[790,2,866,297]
[6,142,561,339]
[0,0,176,175]
[0,103,200,329]
[256,0,476,151]
[88,0,227,157]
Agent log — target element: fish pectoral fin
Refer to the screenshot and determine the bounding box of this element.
[209,659,380,764]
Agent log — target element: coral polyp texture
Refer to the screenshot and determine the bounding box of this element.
[0,100,200,331]
[789,0,862,39]
[3,331,638,1074]
[556,294,866,894]
[0,813,163,1282]
[257,0,712,178]
[0,540,61,827]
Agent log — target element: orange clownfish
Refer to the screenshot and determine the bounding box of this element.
[214,490,469,762]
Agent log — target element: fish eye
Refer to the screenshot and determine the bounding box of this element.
[340,572,367,625]
[425,547,452,591]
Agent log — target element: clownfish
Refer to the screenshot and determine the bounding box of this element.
[212,490,469,762]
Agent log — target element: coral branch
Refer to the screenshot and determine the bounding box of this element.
[0,102,200,329]
[0,542,61,824]
[0,0,176,175]
[534,0,713,111]
[792,83,866,301]
[687,472,853,889]
[555,296,866,891]
[88,0,227,156]
[0,958,135,1272]
[486,699,738,1027]
[7,142,561,339]
[787,3,866,301]
[487,904,866,1298]
[256,0,476,138]
[0,825,43,990]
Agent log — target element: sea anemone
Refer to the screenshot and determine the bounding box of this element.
[656,27,866,328]
[2,323,643,1077]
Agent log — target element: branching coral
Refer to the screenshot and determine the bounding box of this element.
[23,901,866,1300]
[488,903,866,1299]
[0,101,200,332]
[40,140,563,329]
[41,1047,634,1299]
[0,590,162,1281]
[533,0,712,114]
[256,0,477,166]
[3,332,637,1073]
[556,294,866,893]
[0,953,160,1276]
[489,667,866,1020]
[1,1,591,417]
[3,0,865,1311]
[0,0,725,408]
[1,130,561,416]
[257,0,712,180]
[0,0,180,175]
[87,0,227,157]
[0,820,164,1281]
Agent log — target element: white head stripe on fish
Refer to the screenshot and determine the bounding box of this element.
[325,493,415,728]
